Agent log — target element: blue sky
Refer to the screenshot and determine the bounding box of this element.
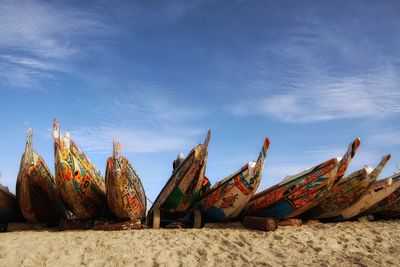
[0,0,399,202]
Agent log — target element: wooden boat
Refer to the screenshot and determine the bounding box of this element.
[53,119,106,218]
[324,174,400,221]
[360,173,400,219]
[301,154,391,219]
[0,184,18,223]
[242,138,361,219]
[147,130,211,228]
[193,138,270,222]
[105,140,146,221]
[16,128,67,224]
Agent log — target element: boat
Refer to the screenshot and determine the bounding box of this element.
[147,130,211,228]
[360,173,400,219]
[0,183,18,223]
[301,154,391,219]
[242,138,361,220]
[105,140,146,221]
[16,128,67,224]
[193,137,270,222]
[324,174,400,221]
[53,119,106,218]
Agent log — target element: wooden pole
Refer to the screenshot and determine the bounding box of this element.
[242,216,278,232]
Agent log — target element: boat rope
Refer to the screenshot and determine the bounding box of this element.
[146,197,154,205]
[145,197,172,213]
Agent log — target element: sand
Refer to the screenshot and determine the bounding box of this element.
[1,220,400,266]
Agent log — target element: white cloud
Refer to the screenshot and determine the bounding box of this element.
[70,126,202,153]
[0,0,111,89]
[0,1,109,59]
[52,83,207,154]
[232,65,400,122]
[0,0,210,90]
[230,14,400,123]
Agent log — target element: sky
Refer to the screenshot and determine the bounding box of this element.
[0,0,400,202]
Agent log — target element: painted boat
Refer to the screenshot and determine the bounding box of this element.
[242,138,361,219]
[193,137,270,222]
[301,154,391,219]
[16,128,67,224]
[0,184,18,223]
[360,173,400,219]
[324,174,400,221]
[147,130,211,227]
[53,119,106,218]
[105,140,146,221]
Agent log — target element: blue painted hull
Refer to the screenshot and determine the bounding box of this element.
[252,200,295,219]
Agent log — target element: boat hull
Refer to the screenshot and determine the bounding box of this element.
[16,151,67,224]
[243,158,338,219]
[195,138,269,222]
[0,186,17,223]
[301,155,390,219]
[327,176,400,221]
[243,138,360,219]
[302,168,372,219]
[106,155,146,221]
[147,131,210,225]
[362,174,400,219]
[54,125,106,219]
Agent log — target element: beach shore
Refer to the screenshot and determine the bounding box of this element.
[0,220,399,266]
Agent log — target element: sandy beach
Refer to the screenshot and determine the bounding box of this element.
[0,220,399,266]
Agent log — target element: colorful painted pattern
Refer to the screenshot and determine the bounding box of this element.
[306,154,391,219]
[16,128,67,223]
[147,130,211,224]
[53,119,106,219]
[328,175,400,221]
[194,138,270,222]
[243,138,361,219]
[362,173,400,218]
[105,140,146,221]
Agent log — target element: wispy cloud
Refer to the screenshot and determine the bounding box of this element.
[229,12,400,123]
[0,0,209,90]
[58,82,207,153]
[93,84,206,128]
[70,126,202,153]
[0,0,111,89]
[232,65,400,123]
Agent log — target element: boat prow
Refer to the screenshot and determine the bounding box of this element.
[105,140,147,221]
[146,130,212,228]
[243,138,361,220]
[327,173,400,221]
[307,154,391,220]
[53,119,106,219]
[194,137,270,223]
[16,128,67,224]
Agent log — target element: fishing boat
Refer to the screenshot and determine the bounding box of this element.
[147,130,211,228]
[105,140,146,221]
[0,183,18,223]
[193,137,270,222]
[53,119,106,218]
[301,154,391,219]
[324,174,400,221]
[16,128,67,224]
[359,173,400,219]
[242,138,361,220]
